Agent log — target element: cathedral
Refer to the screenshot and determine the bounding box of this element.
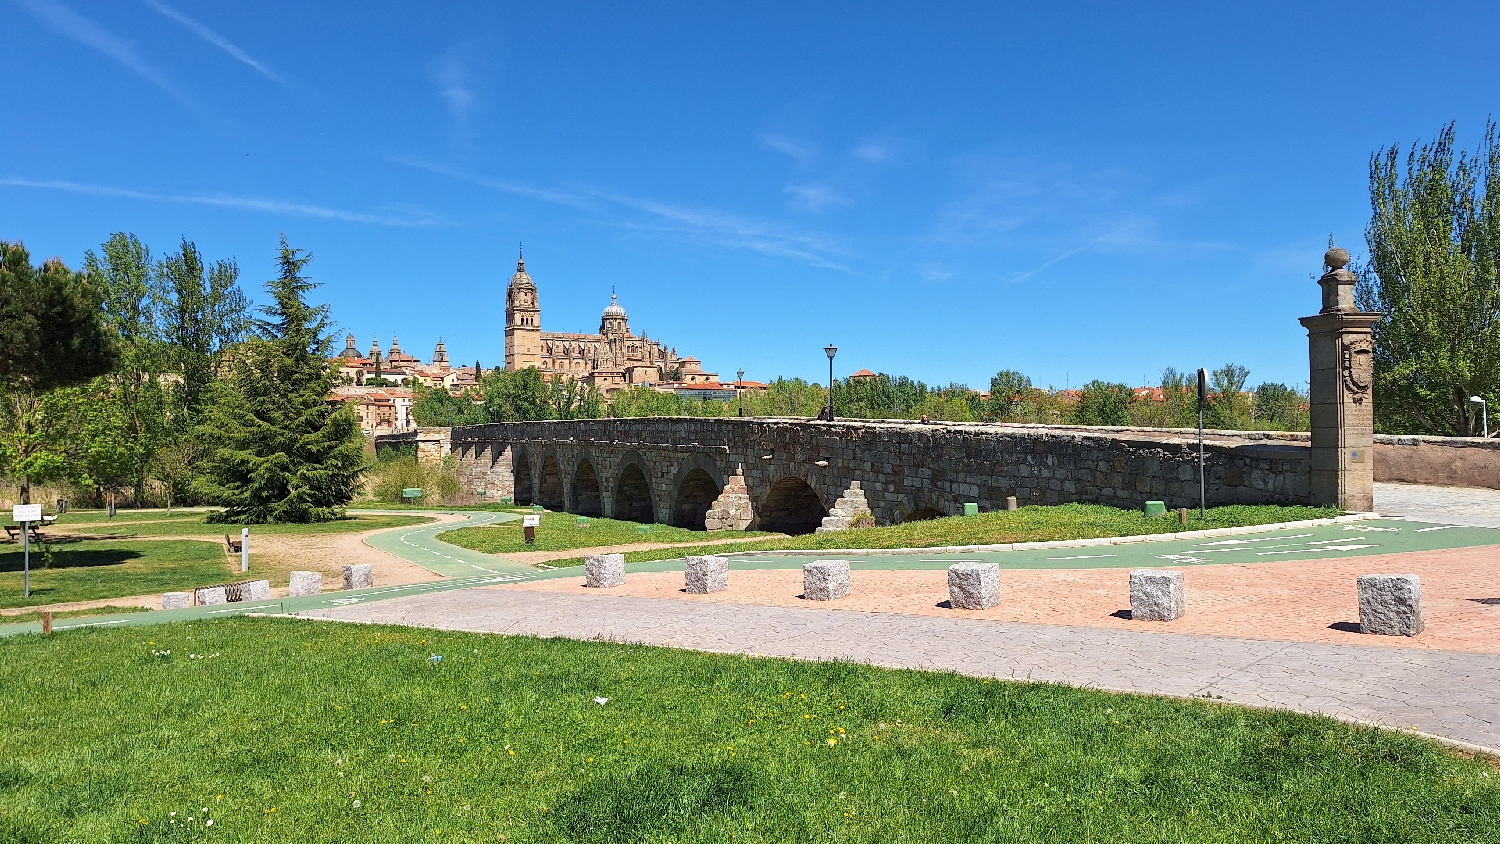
[503,253,715,396]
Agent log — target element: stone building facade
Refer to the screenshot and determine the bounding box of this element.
[502,253,715,395]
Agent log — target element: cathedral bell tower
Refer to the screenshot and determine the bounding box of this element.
[504,250,542,371]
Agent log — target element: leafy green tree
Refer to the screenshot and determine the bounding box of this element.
[1204,363,1252,430]
[1358,121,1500,435]
[742,377,825,417]
[411,384,485,426]
[157,238,249,420]
[549,376,606,419]
[611,385,689,417]
[83,233,171,502]
[195,237,365,523]
[0,242,119,503]
[1072,380,1136,426]
[1252,382,1307,430]
[983,370,1034,421]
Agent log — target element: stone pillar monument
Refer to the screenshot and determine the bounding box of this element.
[1299,247,1381,512]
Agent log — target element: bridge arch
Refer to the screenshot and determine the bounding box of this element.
[512,451,534,506]
[759,476,827,535]
[572,457,603,517]
[613,453,656,523]
[539,452,564,510]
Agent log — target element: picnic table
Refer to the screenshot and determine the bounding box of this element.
[4,523,45,542]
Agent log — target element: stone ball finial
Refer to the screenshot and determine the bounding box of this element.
[1324,247,1351,270]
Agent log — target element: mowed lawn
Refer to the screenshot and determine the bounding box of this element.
[0,540,229,609]
[438,511,773,555]
[60,513,431,539]
[0,618,1494,843]
[547,503,1341,566]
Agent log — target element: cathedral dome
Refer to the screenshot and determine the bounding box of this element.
[603,293,626,318]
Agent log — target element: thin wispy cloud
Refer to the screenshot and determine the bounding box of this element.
[17,0,190,103]
[396,157,849,270]
[429,48,476,122]
[785,183,848,212]
[142,0,283,83]
[0,177,448,227]
[760,133,818,165]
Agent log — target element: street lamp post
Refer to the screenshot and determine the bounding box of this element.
[824,344,838,421]
[1471,396,1489,438]
[737,368,745,417]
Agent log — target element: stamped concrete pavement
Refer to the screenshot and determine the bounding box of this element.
[1377,481,1500,528]
[300,588,1500,755]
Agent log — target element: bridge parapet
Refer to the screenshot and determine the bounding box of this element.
[387,418,1314,532]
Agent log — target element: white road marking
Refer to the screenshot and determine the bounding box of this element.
[1255,544,1379,555]
[1197,534,1314,547]
[1045,554,1118,560]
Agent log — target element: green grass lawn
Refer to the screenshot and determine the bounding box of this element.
[61,514,432,539]
[349,499,528,513]
[0,540,230,609]
[544,503,1341,567]
[0,618,1493,843]
[438,511,773,555]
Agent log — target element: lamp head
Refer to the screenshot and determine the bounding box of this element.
[824,344,838,360]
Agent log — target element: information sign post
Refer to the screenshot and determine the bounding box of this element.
[241,527,250,573]
[522,513,540,545]
[13,504,41,598]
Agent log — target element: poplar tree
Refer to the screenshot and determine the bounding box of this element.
[196,236,366,523]
[1359,121,1500,435]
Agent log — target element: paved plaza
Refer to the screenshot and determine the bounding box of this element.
[1376,481,1500,528]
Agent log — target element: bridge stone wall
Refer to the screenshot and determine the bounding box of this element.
[377,418,1315,530]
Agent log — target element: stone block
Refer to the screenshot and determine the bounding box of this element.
[585,553,626,588]
[288,570,323,597]
[243,580,272,601]
[1357,574,1424,636]
[947,562,1000,610]
[683,555,728,594]
[195,586,228,606]
[162,591,191,610]
[342,564,374,591]
[1130,569,1184,621]
[803,560,851,601]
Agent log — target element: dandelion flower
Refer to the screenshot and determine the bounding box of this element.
[206,820,214,827]
[352,800,362,808]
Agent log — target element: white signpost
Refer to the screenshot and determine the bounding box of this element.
[13,504,41,598]
[241,527,250,573]
[522,513,540,545]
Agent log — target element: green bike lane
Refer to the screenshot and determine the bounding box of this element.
[2,513,1496,637]
[522,518,1500,579]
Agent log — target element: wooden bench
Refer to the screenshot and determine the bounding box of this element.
[225,533,243,554]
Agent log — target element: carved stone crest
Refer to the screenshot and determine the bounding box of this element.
[1343,336,1374,403]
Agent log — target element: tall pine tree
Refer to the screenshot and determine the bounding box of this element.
[196,236,365,523]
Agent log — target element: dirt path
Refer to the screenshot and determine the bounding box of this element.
[499,533,789,566]
[1,515,462,615]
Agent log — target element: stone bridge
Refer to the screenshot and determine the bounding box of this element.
[378,418,1313,534]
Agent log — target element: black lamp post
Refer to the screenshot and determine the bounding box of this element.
[824,344,838,421]
[737,368,745,417]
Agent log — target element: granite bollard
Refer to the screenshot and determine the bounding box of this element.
[683,555,728,594]
[1129,569,1185,621]
[244,579,271,601]
[803,560,852,601]
[585,553,625,588]
[1357,574,1424,636]
[162,591,191,610]
[947,562,1001,609]
[342,564,374,591]
[288,571,323,597]
[195,586,228,606]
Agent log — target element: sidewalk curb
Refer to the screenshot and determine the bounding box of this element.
[715,513,1383,559]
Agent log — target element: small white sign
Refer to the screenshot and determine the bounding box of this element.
[522,515,541,528]
[12,504,41,522]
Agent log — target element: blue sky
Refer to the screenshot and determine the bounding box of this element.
[4,1,1497,390]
